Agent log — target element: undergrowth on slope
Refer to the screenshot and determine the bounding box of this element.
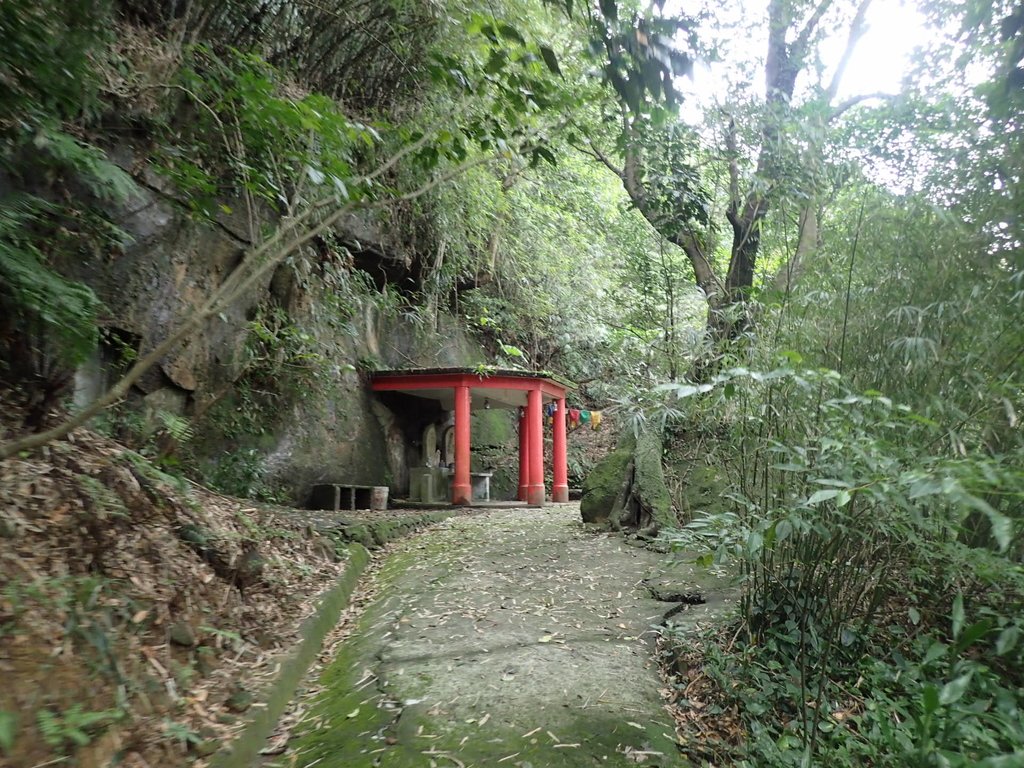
[659,362,1023,765]
[0,396,350,766]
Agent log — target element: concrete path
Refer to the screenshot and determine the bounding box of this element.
[286,504,711,767]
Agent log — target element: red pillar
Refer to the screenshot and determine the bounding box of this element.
[552,396,568,502]
[527,388,544,506]
[517,407,529,502]
[452,385,471,505]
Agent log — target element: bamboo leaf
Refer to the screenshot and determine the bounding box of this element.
[938,672,972,706]
[951,593,964,640]
[539,46,562,76]
[922,684,939,714]
[996,626,1020,655]
[806,489,840,505]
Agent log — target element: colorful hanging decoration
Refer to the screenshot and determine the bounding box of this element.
[560,406,604,431]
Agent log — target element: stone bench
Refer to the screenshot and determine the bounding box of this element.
[309,484,388,512]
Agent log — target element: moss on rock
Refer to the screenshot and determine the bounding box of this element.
[329,512,452,550]
[215,544,371,768]
[471,409,513,448]
[631,426,675,530]
[580,433,635,525]
[470,409,517,499]
[580,427,676,533]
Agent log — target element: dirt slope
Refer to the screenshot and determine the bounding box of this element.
[0,418,351,767]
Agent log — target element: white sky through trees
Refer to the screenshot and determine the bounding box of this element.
[676,0,931,117]
[825,1,929,100]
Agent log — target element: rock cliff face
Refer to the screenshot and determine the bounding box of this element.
[64,142,492,503]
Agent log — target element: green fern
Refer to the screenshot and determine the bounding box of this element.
[32,127,138,203]
[156,410,195,443]
[77,475,128,519]
[36,705,123,750]
[0,0,112,126]
[0,193,100,364]
[162,717,202,748]
[35,708,62,747]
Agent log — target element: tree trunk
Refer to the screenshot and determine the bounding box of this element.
[580,427,676,536]
[773,203,818,296]
[591,0,871,355]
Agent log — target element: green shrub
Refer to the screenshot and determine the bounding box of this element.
[661,363,1024,765]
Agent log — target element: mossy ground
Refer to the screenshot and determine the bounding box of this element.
[284,505,691,767]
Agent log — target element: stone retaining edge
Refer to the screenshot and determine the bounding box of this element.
[212,511,453,767]
[329,510,454,549]
[211,543,371,768]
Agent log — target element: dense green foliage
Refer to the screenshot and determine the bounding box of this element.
[0,0,137,418]
[653,2,1024,760]
[2,0,1023,764]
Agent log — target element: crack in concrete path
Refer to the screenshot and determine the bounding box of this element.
[286,504,716,767]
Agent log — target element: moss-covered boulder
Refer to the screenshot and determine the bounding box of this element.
[580,427,676,534]
[579,433,635,525]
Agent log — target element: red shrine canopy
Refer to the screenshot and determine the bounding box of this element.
[370,368,574,506]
